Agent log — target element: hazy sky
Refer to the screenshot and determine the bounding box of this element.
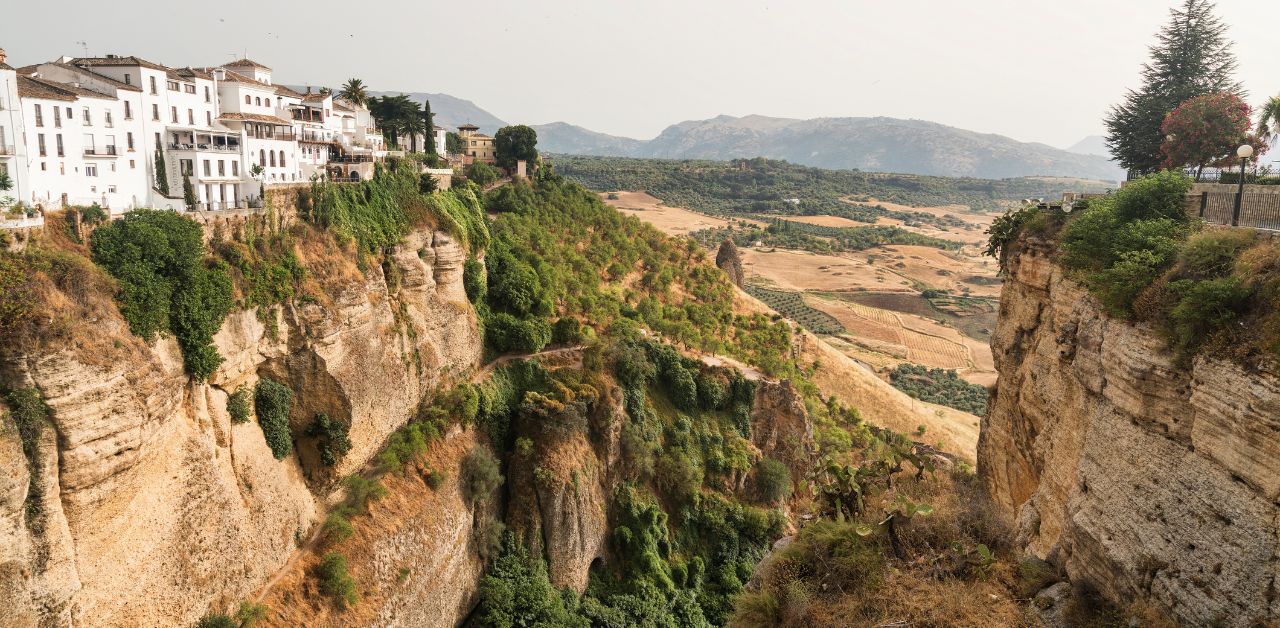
[3,0,1274,148]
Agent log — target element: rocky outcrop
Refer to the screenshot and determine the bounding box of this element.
[979,239,1280,626]
[749,379,815,479]
[716,239,744,287]
[0,229,482,628]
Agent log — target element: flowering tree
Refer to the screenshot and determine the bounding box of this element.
[1160,92,1264,178]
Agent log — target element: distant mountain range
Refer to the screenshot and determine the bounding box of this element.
[301,85,1122,180]
[532,115,1125,181]
[1064,134,1111,158]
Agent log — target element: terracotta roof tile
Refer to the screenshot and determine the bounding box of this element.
[17,76,77,101]
[50,63,142,92]
[302,93,328,103]
[218,68,275,91]
[71,56,169,71]
[224,58,271,71]
[274,84,305,98]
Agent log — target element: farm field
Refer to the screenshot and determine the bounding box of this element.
[602,191,763,235]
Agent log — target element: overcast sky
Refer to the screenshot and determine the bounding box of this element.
[3,0,1274,148]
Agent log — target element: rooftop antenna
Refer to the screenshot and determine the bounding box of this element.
[76,41,89,57]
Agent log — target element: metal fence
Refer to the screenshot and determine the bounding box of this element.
[1195,192,1280,231]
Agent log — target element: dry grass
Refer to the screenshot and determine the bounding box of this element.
[602,191,764,235]
[734,471,1026,628]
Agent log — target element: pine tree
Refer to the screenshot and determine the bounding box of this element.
[154,147,170,196]
[1104,0,1243,176]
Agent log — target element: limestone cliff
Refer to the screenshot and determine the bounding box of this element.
[979,238,1280,626]
[0,228,482,628]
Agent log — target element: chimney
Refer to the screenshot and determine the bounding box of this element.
[0,48,7,65]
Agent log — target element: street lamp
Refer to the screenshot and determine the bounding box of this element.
[1231,144,1253,226]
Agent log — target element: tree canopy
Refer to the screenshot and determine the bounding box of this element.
[493,125,538,170]
[1104,0,1243,175]
[370,95,425,150]
[1160,92,1255,176]
[337,78,368,107]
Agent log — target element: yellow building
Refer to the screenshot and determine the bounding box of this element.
[458,124,496,165]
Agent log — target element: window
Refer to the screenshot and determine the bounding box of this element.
[217,160,225,176]
[105,110,113,127]
[83,134,94,153]
[171,106,178,123]
[124,73,132,85]
[33,104,43,127]
[151,104,159,121]
[180,159,192,176]
[83,108,91,125]
[85,164,97,177]
[269,151,276,167]
[149,76,157,94]
[260,149,266,166]
[255,97,262,106]
[202,159,210,176]
[130,159,136,169]
[56,134,64,157]
[66,107,72,119]
[245,95,251,105]
[232,161,239,176]
[53,106,62,128]
[184,84,195,94]
[278,150,285,167]
[127,132,135,150]
[105,135,116,154]
[204,86,210,102]
[187,109,194,125]
[37,134,46,157]
[154,132,161,148]
[206,111,212,126]
[167,80,179,91]
[123,101,131,119]
[108,185,117,193]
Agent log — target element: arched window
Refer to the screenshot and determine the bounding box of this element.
[279,151,285,167]
[244,95,250,105]
[259,149,266,166]
[269,151,276,167]
[255,97,261,106]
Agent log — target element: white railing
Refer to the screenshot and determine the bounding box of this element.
[1,214,45,230]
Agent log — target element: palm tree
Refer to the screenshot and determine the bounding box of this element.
[338,78,368,107]
[1259,95,1280,145]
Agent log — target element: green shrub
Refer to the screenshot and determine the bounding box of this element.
[667,367,699,412]
[343,474,388,514]
[754,458,793,505]
[318,551,359,609]
[462,447,504,505]
[1110,169,1193,224]
[195,613,236,628]
[234,601,268,627]
[227,386,252,424]
[90,209,233,380]
[1167,277,1251,356]
[1175,229,1256,280]
[551,317,584,345]
[485,312,550,354]
[323,512,354,543]
[5,388,50,527]
[656,449,703,505]
[253,379,294,460]
[696,372,727,410]
[466,162,501,187]
[464,257,487,303]
[307,412,353,466]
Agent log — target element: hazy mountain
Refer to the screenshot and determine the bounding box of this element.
[1065,134,1111,157]
[537,114,1124,181]
[531,122,647,156]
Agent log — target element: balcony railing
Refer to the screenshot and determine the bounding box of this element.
[0,145,14,156]
[84,146,118,156]
[168,143,240,153]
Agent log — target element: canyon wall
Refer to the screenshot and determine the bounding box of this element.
[0,228,482,628]
[979,239,1280,626]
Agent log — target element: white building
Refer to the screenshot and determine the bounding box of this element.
[1,50,400,219]
[0,49,30,208]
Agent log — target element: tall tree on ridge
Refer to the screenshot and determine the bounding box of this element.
[1104,0,1243,176]
[423,99,437,156]
[1258,95,1280,146]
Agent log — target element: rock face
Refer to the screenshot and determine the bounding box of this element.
[0,229,482,628]
[749,379,815,479]
[716,239,744,287]
[979,239,1280,626]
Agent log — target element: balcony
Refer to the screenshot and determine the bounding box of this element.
[168,142,240,153]
[0,145,14,156]
[84,146,118,157]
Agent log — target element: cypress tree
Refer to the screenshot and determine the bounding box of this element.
[182,173,196,209]
[423,99,437,156]
[1104,0,1243,176]
[154,147,170,196]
